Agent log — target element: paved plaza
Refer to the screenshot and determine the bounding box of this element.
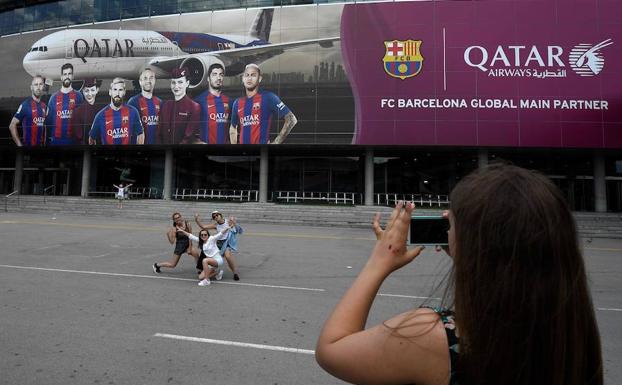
[1,212,620,384]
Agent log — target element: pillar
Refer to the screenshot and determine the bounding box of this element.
[81,149,91,197]
[13,149,23,194]
[163,148,173,200]
[364,147,374,206]
[593,151,607,213]
[259,146,268,203]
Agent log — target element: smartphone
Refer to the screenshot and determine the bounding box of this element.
[409,216,449,245]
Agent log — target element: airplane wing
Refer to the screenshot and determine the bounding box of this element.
[147,36,340,76]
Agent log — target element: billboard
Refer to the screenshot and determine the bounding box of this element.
[342,0,622,148]
[1,0,620,148]
[0,5,350,146]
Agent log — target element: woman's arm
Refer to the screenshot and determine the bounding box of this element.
[315,202,448,385]
[195,213,216,230]
[166,227,176,244]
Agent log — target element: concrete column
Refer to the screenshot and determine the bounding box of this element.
[593,151,607,213]
[163,148,173,200]
[478,148,489,169]
[364,147,374,206]
[13,149,23,194]
[81,149,91,198]
[259,146,268,203]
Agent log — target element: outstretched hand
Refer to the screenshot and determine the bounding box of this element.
[369,201,424,275]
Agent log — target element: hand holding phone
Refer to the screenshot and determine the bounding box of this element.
[409,216,449,246]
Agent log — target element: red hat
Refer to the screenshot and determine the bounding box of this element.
[171,67,188,79]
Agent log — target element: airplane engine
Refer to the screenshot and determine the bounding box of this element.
[180,56,225,89]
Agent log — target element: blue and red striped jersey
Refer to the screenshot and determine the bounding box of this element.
[89,104,143,145]
[195,91,230,144]
[230,91,290,144]
[45,89,84,145]
[14,97,46,146]
[127,94,162,145]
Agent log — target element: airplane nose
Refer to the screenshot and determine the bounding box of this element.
[23,53,36,77]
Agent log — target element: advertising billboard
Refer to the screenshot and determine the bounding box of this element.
[0,5,350,146]
[342,0,621,148]
[1,0,620,148]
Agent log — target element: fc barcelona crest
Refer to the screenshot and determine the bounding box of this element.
[382,40,423,80]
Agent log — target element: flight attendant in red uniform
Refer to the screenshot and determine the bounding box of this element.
[158,67,201,144]
[72,78,103,144]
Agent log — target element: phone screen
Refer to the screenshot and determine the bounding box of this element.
[409,216,449,245]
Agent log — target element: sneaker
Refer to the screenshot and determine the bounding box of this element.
[233,273,240,281]
[153,263,161,274]
[215,269,224,281]
[198,279,211,287]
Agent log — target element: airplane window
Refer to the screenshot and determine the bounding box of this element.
[38,47,44,51]
[44,46,47,51]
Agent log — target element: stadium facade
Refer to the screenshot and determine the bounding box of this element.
[1,0,620,212]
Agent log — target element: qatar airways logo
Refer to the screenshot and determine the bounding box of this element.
[56,109,73,119]
[464,39,613,78]
[240,114,259,126]
[142,115,159,126]
[106,127,129,139]
[32,116,45,126]
[209,112,229,123]
[568,39,614,77]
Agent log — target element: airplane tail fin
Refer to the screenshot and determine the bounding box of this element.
[249,9,273,42]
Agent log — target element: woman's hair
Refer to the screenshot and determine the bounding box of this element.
[449,164,602,385]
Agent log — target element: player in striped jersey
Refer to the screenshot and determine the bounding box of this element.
[229,64,297,145]
[45,63,84,145]
[128,68,162,145]
[9,75,47,147]
[89,78,144,145]
[194,63,230,144]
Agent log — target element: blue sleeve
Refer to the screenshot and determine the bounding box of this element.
[14,101,25,122]
[230,99,239,127]
[89,110,102,140]
[75,91,84,105]
[129,105,143,135]
[127,95,137,109]
[266,92,290,119]
[45,92,57,125]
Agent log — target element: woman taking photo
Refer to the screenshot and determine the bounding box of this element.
[316,164,602,385]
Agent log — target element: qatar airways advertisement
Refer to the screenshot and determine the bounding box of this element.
[342,0,622,148]
[0,0,620,148]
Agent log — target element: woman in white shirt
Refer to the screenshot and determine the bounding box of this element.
[177,219,233,286]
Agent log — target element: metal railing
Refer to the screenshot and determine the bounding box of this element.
[4,190,18,212]
[273,191,361,205]
[88,187,161,199]
[173,188,259,202]
[43,185,55,203]
[375,193,450,207]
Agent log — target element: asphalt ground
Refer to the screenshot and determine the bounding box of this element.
[0,212,620,385]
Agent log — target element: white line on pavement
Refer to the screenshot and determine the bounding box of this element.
[154,333,315,355]
[0,264,324,292]
[597,307,622,312]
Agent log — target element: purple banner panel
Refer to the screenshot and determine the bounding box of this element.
[341,0,622,148]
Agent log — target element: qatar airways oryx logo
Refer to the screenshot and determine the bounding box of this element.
[569,39,614,76]
[464,39,613,79]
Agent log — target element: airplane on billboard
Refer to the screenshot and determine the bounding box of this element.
[22,9,339,89]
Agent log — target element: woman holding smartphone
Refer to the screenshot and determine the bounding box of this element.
[316,164,602,385]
